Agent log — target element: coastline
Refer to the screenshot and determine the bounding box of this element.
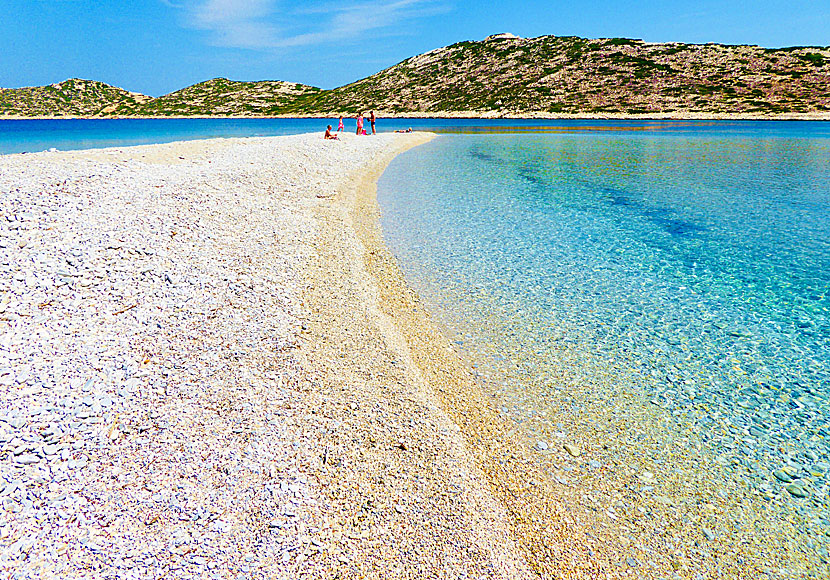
[296,134,537,577]
[360,133,830,580]
[314,133,825,580]
[2,110,830,121]
[340,139,618,577]
[0,132,535,578]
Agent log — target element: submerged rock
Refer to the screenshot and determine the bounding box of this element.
[773,469,793,483]
[786,484,808,498]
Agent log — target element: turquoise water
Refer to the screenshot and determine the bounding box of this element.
[378,125,830,572]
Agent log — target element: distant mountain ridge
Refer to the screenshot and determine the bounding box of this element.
[2,34,829,118]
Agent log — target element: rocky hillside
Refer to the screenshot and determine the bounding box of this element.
[0,78,151,117]
[2,35,829,117]
[137,78,321,116]
[298,34,830,116]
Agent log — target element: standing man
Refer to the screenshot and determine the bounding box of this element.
[370,110,376,135]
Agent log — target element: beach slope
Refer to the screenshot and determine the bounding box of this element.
[0,133,533,578]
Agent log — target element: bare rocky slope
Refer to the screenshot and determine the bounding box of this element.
[2,34,829,117]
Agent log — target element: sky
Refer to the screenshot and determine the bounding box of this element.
[2,0,828,96]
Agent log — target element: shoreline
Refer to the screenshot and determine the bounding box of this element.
[341,138,614,577]
[2,111,830,121]
[296,133,537,577]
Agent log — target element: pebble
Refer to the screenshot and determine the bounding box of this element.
[563,443,581,457]
[786,484,808,498]
[748,426,765,438]
[638,471,655,483]
[14,454,41,465]
[773,469,792,483]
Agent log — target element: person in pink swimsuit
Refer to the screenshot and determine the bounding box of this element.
[337,116,344,132]
[356,113,363,135]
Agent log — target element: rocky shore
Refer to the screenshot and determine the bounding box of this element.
[0,133,533,579]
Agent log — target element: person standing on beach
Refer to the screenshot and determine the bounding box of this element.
[369,111,376,135]
[356,112,364,136]
[337,116,344,132]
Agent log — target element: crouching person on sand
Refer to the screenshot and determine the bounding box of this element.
[325,125,339,140]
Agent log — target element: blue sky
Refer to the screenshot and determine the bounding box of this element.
[2,0,828,96]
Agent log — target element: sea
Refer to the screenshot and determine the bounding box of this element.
[5,116,827,155]
[377,121,830,575]
[0,117,708,155]
[3,117,828,574]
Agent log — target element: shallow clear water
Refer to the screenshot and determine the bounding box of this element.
[378,125,830,570]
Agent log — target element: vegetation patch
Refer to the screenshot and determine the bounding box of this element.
[606,38,642,46]
[797,53,826,67]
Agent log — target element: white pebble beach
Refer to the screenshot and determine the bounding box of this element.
[0,132,538,579]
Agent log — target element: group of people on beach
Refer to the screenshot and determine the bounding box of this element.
[324,112,413,139]
[324,111,376,140]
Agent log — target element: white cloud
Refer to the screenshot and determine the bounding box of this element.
[188,0,281,48]
[176,0,445,50]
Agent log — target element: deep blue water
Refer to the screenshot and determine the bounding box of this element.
[2,117,829,155]
[378,123,830,564]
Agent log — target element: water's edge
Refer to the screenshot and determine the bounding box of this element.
[355,137,666,577]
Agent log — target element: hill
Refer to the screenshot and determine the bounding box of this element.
[1,35,829,118]
[296,34,830,116]
[137,78,321,116]
[0,78,151,117]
